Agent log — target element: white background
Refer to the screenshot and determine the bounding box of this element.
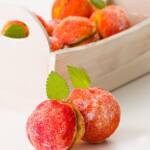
[0,0,53,19]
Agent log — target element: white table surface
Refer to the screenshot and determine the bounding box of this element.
[0,0,150,150]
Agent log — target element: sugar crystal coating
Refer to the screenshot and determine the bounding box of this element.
[69,87,121,143]
[26,100,77,150]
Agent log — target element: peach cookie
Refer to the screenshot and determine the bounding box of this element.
[90,5,130,38]
[69,88,120,143]
[68,66,121,143]
[52,0,93,19]
[26,71,85,150]
[53,16,96,45]
[1,20,29,38]
[27,100,84,150]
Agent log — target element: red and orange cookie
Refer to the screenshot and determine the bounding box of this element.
[53,16,96,45]
[52,0,93,19]
[90,5,130,38]
[27,100,85,150]
[69,87,121,143]
[67,66,121,143]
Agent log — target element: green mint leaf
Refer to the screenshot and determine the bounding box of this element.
[67,66,91,89]
[46,71,69,101]
[90,0,106,9]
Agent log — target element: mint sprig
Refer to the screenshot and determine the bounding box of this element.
[90,0,106,9]
[67,66,91,89]
[46,71,69,101]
